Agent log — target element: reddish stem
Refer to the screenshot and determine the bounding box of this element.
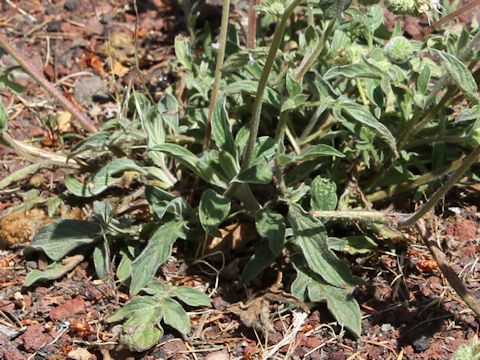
[0,33,98,133]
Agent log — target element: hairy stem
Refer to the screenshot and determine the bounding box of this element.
[309,210,403,226]
[0,33,97,133]
[241,0,302,170]
[293,19,336,81]
[203,0,231,150]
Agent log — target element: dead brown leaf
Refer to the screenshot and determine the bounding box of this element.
[206,223,257,260]
[57,111,73,133]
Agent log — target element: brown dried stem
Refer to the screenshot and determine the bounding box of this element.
[416,220,480,317]
[0,33,98,133]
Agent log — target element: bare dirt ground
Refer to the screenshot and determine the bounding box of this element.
[0,1,479,359]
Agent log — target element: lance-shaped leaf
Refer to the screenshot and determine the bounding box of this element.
[336,100,398,157]
[65,159,146,198]
[130,220,187,295]
[170,286,211,307]
[255,210,285,254]
[288,204,354,287]
[232,158,273,184]
[434,50,478,95]
[150,144,227,188]
[24,254,85,287]
[212,97,236,158]
[160,298,191,335]
[241,241,278,283]
[199,189,231,235]
[25,220,102,261]
[296,144,345,161]
[291,254,361,338]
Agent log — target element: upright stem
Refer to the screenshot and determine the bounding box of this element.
[247,0,258,49]
[273,110,290,195]
[293,19,336,81]
[203,0,231,150]
[0,34,97,133]
[241,0,302,171]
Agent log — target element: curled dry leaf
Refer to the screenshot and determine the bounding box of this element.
[206,222,257,260]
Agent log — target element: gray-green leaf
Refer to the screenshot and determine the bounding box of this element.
[107,296,163,352]
[337,100,398,157]
[255,210,285,254]
[26,220,102,261]
[199,189,231,235]
[171,287,211,307]
[288,205,354,287]
[160,298,191,335]
[65,159,145,198]
[212,96,236,158]
[130,220,186,295]
[310,176,337,211]
[435,50,478,95]
[296,144,345,161]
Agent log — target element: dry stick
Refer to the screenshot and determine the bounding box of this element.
[416,220,480,317]
[203,0,231,150]
[423,0,480,38]
[247,0,258,49]
[1,132,81,166]
[0,33,98,133]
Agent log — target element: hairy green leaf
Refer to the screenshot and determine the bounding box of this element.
[255,210,285,254]
[233,159,273,184]
[435,50,478,95]
[212,96,236,158]
[23,254,85,287]
[26,220,102,261]
[130,220,186,295]
[150,144,227,188]
[291,255,361,338]
[296,144,345,161]
[337,100,398,157]
[174,36,193,70]
[107,296,163,352]
[288,204,354,287]
[199,189,231,235]
[160,298,191,335]
[170,286,211,307]
[65,159,146,198]
[310,176,337,211]
[241,240,278,283]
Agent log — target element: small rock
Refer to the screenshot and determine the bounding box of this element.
[381,323,393,332]
[19,325,48,352]
[49,296,86,321]
[205,349,229,360]
[64,0,80,11]
[47,20,63,33]
[412,335,429,352]
[73,76,108,107]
